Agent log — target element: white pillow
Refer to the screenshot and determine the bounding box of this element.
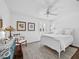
[53,29,64,34]
[63,28,73,35]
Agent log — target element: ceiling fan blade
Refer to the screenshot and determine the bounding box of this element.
[49,12,58,16]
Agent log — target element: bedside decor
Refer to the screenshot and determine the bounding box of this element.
[17,21,26,31]
[5,26,15,38]
[0,19,3,28]
[28,22,35,31]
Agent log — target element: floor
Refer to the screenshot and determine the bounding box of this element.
[13,42,79,59]
[71,48,79,59]
[13,44,23,59]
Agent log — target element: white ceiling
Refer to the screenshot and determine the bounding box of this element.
[5,0,59,18]
[5,0,79,20]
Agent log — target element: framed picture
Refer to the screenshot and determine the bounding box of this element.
[17,21,26,31]
[0,19,3,28]
[28,22,35,31]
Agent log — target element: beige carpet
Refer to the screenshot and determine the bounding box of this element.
[22,42,77,59]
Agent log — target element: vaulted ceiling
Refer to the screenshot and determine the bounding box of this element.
[5,0,58,17]
[5,0,79,19]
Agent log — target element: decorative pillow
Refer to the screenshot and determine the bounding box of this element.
[53,29,64,34]
[63,28,73,35]
[0,48,9,56]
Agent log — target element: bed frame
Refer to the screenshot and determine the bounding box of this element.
[41,35,73,58]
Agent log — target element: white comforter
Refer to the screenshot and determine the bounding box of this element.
[41,34,73,51]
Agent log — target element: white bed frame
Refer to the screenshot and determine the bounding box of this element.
[41,35,73,58]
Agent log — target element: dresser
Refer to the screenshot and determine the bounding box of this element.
[0,37,16,59]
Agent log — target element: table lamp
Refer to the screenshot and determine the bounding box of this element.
[5,26,15,38]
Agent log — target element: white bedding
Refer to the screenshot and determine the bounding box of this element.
[41,34,73,57]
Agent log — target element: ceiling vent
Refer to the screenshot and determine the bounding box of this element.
[76,0,79,1]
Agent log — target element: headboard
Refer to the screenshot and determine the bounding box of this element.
[53,28,74,35]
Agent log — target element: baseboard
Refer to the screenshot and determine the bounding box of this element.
[71,43,79,48]
[70,45,79,49]
[27,40,40,44]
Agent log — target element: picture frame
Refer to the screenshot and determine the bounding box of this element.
[17,21,26,31]
[28,22,35,31]
[0,19,3,28]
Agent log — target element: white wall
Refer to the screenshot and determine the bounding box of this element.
[0,0,11,27]
[51,0,79,47]
[11,12,50,43]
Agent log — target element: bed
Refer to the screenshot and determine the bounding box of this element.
[40,29,74,58]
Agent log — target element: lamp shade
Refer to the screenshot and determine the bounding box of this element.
[0,31,5,39]
[4,26,15,38]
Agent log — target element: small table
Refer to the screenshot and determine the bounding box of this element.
[14,33,27,46]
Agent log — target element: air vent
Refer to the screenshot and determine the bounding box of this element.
[76,0,79,1]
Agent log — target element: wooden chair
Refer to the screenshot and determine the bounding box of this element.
[19,36,27,46]
[13,33,27,46]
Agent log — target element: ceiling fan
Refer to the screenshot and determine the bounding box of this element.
[45,7,58,17]
[44,0,58,17]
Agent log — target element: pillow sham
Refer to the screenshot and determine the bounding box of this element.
[53,29,64,34]
[63,28,73,35]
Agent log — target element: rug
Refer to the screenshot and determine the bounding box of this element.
[22,42,77,59]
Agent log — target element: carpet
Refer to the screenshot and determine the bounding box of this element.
[22,42,77,59]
